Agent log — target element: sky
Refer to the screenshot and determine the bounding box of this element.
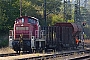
[65,0,86,7]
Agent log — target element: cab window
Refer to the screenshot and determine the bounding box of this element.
[17,18,24,23]
[28,18,36,24]
[22,18,24,23]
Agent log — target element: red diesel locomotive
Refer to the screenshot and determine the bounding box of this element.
[9,16,82,53]
[9,16,42,53]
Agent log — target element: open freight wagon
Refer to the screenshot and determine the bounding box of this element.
[43,23,82,51]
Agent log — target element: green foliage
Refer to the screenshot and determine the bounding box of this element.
[47,14,64,25]
[0,0,62,47]
[0,35,8,48]
[0,0,69,33]
[0,39,8,48]
[80,5,90,38]
[67,19,74,23]
[84,25,90,39]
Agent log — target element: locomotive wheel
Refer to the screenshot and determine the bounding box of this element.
[16,50,20,54]
[16,51,18,54]
[19,50,21,54]
[16,50,21,54]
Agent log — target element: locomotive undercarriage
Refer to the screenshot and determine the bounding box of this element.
[12,40,31,53]
[12,39,46,53]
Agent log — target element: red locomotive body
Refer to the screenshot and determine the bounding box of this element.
[11,16,40,53]
[14,16,40,40]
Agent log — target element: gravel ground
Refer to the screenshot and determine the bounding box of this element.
[0,40,89,60]
[84,39,90,44]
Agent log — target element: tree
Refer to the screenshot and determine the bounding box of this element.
[0,0,63,33]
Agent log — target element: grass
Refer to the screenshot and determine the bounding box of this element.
[0,47,15,54]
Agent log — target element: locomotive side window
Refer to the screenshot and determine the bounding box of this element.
[16,27,18,30]
[28,18,32,23]
[22,18,24,23]
[28,18,36,24]
[17,18,24,23]
[26,27,29,30]
[16,27,28,30]
[17,19,22,23]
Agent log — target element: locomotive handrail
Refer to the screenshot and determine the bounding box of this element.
[35,30,39,38]
[40,30,46,39]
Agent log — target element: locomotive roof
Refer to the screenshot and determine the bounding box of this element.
[15,16,38,21]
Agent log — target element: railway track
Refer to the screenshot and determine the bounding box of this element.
[0,53,18,57]
[0,52,30,57]
[0,49,90,60]
[17,49,90,60]
[70,54,90,60]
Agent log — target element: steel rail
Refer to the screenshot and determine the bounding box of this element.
[17,49,90,60]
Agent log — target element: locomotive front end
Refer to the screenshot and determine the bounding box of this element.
[12,16,34,53]
[11,16,41,53]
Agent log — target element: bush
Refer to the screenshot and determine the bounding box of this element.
[0,35,9,48]
[0,39,8,48]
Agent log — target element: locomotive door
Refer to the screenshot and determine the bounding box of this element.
[9,30,13,48]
